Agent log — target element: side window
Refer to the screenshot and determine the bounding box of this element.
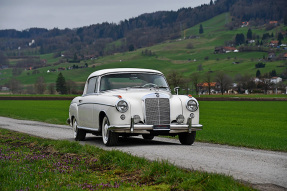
[86,77,98,94]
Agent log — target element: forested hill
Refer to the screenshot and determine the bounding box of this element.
[0,0,286,58]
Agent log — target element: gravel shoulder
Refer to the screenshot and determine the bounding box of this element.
[0,116,286,190]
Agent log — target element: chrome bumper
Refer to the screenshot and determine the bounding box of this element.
[108,117,203,134]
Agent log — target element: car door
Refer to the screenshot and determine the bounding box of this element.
[78,77,98,128]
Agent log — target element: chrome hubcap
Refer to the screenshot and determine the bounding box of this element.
[73,120,77,138]
[102,118,109,143]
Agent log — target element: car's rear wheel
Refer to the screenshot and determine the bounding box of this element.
[102,116,118,146]
[178,131,196,145]
[73,118,86,141]
[142,134,154,140]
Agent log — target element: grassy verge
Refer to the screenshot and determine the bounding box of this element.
[0,100,71,124]
[0,129,253,191]
[0,100,286,152]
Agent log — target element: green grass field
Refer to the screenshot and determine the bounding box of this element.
[198,101,287,151]
[0,100,286,151]
[0,129,253,190]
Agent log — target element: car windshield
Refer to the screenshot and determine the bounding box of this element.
[100,73,169,91]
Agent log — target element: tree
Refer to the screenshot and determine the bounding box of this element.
[167,71,184,89]
[269,70,277,77]
[205,72,212,95]
[255,62,265,68]
[256,70,261,78]
[247,28,252,40]
[0,51,9,68]
[210,0,213,5]
[277,32,284,42]
[199,24,204,34]
[8,79,22,94]
[48,83,56,94]
[128,44,135,51]
[73,53,78,61]
[56,72,67,94]
[235,73,255,94]
[66,80,77,94]
[215,71,232,95]
[235,33,245,45]
[190,72,200,95]
[34,76,46,94]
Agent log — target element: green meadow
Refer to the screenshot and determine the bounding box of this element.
[0,100,286,151]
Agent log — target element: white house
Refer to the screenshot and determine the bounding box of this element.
[270,77,282,84]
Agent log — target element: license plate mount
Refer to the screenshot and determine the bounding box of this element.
[153,125,170,130]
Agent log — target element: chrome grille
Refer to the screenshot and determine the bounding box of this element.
[145,98,170,125]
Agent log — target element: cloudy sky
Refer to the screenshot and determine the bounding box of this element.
[0,0,210,30]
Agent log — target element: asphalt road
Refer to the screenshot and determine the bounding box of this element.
[1,116,286,190]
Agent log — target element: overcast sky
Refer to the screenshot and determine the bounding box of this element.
[0,0,210,30]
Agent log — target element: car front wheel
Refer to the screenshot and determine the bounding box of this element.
[102,116,118,146]
[178,131,196,145]
[73,119,86,141]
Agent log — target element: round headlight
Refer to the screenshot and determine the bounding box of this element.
[186,100,198,112]
[116,100,129,113]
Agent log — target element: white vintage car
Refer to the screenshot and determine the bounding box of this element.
[68,68,202,146]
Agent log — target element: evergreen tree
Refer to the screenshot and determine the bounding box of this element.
[247,28,252,40]
[256,70,261,78]
[56,72,67,94]
[277,32,284,41]
[235,33,245,45]
[269,70,277,77]
[199,24,204,34]
[128,44,135,51]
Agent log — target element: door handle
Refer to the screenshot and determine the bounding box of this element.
[79,100,82,103]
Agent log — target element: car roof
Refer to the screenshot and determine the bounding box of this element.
[88,68,163,79]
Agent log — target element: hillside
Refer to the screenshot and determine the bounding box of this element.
[1,5,287,94]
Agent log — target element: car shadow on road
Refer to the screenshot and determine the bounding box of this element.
[82,135,179,147]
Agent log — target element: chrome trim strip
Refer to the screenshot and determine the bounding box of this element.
[78,102,114,107]
[77,126,99,132]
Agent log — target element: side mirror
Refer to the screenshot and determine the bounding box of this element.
[174,87,180,95]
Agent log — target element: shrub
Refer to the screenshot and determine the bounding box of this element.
[255,62,265,68]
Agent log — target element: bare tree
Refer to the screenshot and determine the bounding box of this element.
[205,72,212,95]
[235,73,255,94]
[190,72,200,95]
[8,79,22,94]
[215,71,232,95]
[34,76,46,94]
[48,83,56,94]
[66,80,77,94]
[167,70,185,89]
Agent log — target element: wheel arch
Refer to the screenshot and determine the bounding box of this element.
[99,111,107,132]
